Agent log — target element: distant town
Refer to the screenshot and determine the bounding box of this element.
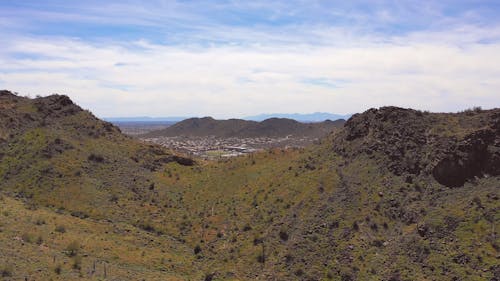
[142,135,318,159]
[113,117,339,159]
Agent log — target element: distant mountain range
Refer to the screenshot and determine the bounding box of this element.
[103,116,187,122]
[104,112,351,123]
[244,112,351,122]
[142,117,345,138]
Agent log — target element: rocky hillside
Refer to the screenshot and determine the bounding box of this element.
[0,92,498,281]
[141,116,345,138]
[336,106,500,187]
[0,90,194,220]
[250,107,499,280]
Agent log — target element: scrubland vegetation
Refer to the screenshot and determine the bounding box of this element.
[0,91,498,280]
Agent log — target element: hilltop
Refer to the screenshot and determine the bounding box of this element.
[0,91,498,280]
[141,117,345,138]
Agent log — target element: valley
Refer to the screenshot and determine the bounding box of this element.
[141,135,318,159]
[0,91,498,280]
[2,2,498,281]
[126,117,344,158]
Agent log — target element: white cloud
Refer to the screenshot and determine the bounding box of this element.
[1,27,499,118]
[1,0,499,117]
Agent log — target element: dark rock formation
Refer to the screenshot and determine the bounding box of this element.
[339,107,432,176]
[433,121,500,187]
[338,106,500,187]
[34,94,82,118]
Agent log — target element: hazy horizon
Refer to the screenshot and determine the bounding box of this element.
[1,1,499,118]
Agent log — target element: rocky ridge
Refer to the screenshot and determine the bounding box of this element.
[335,106,500,187]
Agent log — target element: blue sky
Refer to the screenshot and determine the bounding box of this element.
[1,1,499,117]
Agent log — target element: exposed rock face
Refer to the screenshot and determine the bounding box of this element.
[339,107,432,176]
[139,145,196,171]
[34,94,82,118]
[433,116,500,187]
[338,106,500,187]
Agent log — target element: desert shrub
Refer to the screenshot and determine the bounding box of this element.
[352,221,359,231]
[388,272,402,281]
[21,232,35,243]
[371,239,384,247]
[72,256,82,270]
[194,245,202,255]
[284,254,294,263]
[55,225,66,233]
[34,217,46,225]
[65,240,80,257]
[463,106,482,115]
[87,153,104,162]
[295,269,304,276]
[204,273,214,281]
[0,264,13,277]
[253,237,263,245]
[70,211,89,219]
[330,221,339,229]
[25,201,38,210]
[413,182,423,192]
[137,220,162,234]
[341,273,354,281]
[279,230,289,241]
[54,264,62,275]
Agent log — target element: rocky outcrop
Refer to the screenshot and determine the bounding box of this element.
[433,117,500,187]
[337,106,500,187]
[338,107,433,176]
[34,94,82,118]
[139,145,195,171]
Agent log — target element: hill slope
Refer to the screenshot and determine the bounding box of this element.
[0,90,199,280]
[142,116,345,138]
[0,91,498,281]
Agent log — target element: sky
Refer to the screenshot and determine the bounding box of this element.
[0,1,499,118]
